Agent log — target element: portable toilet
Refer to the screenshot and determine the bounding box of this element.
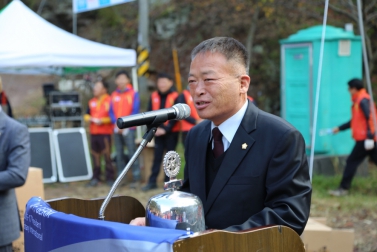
[280,25,362,155]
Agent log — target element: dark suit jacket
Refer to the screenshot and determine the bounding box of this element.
[181,101,312,235]
[0,111,30,246]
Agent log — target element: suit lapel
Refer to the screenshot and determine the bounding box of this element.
[190,121,211,205]
[204,101,258,215]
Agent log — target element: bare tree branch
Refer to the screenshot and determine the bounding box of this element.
[246,6,260,77]
[366,0,377,13]
[365,34,375,74]
[366,12,377,23]
[328,3,358,22]
[346,0,355,9]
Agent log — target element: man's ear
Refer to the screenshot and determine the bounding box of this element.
[240,75,250,94]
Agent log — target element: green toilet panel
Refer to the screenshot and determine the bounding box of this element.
[280,25,362,156]
[283,45,311,148]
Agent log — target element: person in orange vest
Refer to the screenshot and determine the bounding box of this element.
[247,95,256,106]
[142,73,180,191]
[0,76,13,117]
[109,70,140,188]
[84,80,115,187]
[178,88,202,145]
[329,78,377,196]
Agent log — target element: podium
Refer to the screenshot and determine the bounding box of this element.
[24,196,307,252]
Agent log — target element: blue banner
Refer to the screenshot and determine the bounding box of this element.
[24,197,188,252]
[72,0,135,13]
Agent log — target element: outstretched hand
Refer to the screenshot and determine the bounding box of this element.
[130,217,146,226]
[332,127,339,134]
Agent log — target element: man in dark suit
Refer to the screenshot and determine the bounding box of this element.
[0,107,30,251]
[130,37,311,235]
[182,37,311,235]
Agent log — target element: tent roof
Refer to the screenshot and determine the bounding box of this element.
[0,0,136,74]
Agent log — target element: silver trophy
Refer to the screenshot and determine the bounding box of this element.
[145,151,205,232]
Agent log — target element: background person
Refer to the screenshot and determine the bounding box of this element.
[109,70,141,188]
[178,88,202,145]
[84,80,115,187]
[0,106,30,251]
[329,78,377,196]
[141,73,180,191]
[0,76,13,118]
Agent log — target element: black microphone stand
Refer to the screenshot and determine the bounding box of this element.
[99,114,168,220]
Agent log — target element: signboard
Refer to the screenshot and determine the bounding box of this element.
[73,0,135,13]
[53,128,92,182]
[24,197,188,252]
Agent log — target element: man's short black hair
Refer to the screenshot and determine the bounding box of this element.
[101,80,109,90]
[191,37,249,73]
[95,79,109,91]
[115,70,130,79]
[157,72,173,81]
[348,78,363,90]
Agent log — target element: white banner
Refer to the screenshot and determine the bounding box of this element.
[73,0,134,13]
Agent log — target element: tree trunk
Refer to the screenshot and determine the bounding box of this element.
[246,7,260,77]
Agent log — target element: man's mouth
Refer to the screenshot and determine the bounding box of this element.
[196,101,210,109]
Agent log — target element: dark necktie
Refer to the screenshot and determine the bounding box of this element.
[212,127,224,158]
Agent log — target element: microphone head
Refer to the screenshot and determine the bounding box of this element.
[173,103,191,120]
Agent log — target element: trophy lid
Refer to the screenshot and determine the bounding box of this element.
[163,151,183,191]
[145,151,205,232]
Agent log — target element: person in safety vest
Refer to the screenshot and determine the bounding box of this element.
[247,95,257,106]
[109,70,141,189]
[178,88,202,145]
[84,80,115,187]
[0,76,13,117]
[329,78,377,196]
[142,73,180,191]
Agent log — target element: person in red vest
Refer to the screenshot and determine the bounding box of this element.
[142,73,180,191]
[84,80,115,187]
[329,78,377,196]
[178,88,202,145]
[0,76,13,118]
[247,95,256,106]
[109,70,140,188]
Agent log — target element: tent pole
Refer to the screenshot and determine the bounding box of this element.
[356,0,377,138]
[132,67,142,141]
[73,13,77,35]
[309,0,329,182]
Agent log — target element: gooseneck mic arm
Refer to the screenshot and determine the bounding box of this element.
[98,103,191,221]
[99,125,158,221]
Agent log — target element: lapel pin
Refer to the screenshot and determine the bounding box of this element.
[242,143,248,149]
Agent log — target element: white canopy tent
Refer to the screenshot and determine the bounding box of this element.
[0,0,136,75]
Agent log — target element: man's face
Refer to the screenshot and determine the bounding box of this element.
[115,74,130,89]
[93,81,106,97]
[348,86,357,96]
[157,77,173,93]
[188,52,249,126]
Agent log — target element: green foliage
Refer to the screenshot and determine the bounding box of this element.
[311,167,377,213]
[175,141,185,180]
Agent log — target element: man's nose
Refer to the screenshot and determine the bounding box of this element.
[195,80,206,96]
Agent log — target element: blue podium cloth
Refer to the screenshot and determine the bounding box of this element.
[24,197,188,252]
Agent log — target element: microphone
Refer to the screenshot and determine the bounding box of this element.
[117,103,191,129]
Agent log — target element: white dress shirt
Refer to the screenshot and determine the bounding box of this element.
[210,100,248,152]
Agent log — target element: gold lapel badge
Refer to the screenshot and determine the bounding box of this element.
[242,143,248,150]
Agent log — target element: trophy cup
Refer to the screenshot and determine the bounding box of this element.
[145,151,205,233]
